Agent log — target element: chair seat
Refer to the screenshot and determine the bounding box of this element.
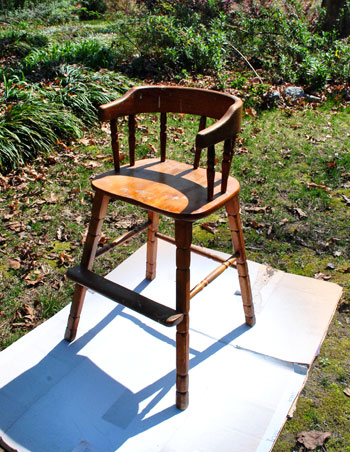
[92,158,240,220]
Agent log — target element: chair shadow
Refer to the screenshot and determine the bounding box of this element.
[0,293,249,452]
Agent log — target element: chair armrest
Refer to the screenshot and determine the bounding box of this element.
[195,97,242,149]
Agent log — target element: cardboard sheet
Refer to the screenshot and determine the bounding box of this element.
[0,241,342,452]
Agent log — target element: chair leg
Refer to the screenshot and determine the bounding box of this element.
[175,220,192,410]
[146,211,159,280]
[226,196,256,327]
[65,191,110,342]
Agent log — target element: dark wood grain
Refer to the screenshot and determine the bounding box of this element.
[92,159,240,221]
[110,119,120,172]
[65,191,110,342]
[67,265,184,327]
[226,196,256,326]
[175,220,192,410]
[128,114,136,167]
[146,211,159,280]
[160,112,167,162]
[194,115,207,169]
[66,86,255,411]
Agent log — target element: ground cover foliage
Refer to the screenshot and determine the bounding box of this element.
[0,1,350,451]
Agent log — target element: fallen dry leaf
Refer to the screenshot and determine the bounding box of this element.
[341,194,350,206]
[45,192,58,203]
[306,181,330,191]
[245,107,257,117]
[245,206,269,213]
[297,431,331,450]
[295,207,307,218]
[344,387,350,397]
[314,272,332,281]
[9,260,21,270]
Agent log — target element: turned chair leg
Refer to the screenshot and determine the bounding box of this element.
[175,220,192,410]
[226,196,256,327]
[146,211,159,281]
[65,191,110,342]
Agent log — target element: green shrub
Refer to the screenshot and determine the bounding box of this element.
[50,65,131,125]
[0,30,48,59]
[0,0,79,25]
[79,0,107,20]
[21,38,120,76]
[129,12,229,77]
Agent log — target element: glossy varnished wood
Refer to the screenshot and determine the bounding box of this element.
[226,197,256,326]
[65,191,110,342]
[66,86,255,412]
[92,159,240,221]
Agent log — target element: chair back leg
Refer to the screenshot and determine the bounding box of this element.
[226,196,256,327]
[146,211,159,280]
[65,191,110,342]
[175,220,192,410]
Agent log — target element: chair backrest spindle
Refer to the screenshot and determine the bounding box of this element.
[221,137,234,193]
[99,86,243,200]
[194,116,207,169]
[207,145,215,201]
[160,112,167,162]
[128,114,136,166]
[110,119,120,172]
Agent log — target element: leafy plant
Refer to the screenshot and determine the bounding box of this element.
[0,0,79,25]
[0,75,82,171]
[79,0,107,20]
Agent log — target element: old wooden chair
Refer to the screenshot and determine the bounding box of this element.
[65,86,256,410]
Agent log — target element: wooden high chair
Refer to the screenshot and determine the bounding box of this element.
[65,86,256,410]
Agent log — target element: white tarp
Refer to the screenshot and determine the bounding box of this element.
[0,241,342,452]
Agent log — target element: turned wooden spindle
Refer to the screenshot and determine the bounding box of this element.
[194,115,207,169]
[226,196,256,326]
[175,220,192,410]
[110,119,120,172]
[221,137,234,193]
[160,112,167,162]
[128,114,136,166]
[65,191,110,342]
[207,144,215,201]
[146,211,159,280]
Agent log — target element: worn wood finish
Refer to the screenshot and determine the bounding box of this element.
[98,86,242,198]
[226,196,256,326]
[65,191,110,342]
[128,114,136,167]
[175,220,192,410]
[160,112,167,162]
[207,145,215,201]
[221,138,233,193]
[92,159,240,221]
[155,232,237,267]
[67,265,184,327]
[66,86,255,411]
[146,211,159,280]
[110,119,120,172]
[190,254,238,299]
[194,115,207,169]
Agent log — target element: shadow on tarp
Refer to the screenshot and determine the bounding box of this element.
[0,288,249,452]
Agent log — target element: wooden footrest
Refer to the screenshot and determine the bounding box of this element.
[67,265,184,327]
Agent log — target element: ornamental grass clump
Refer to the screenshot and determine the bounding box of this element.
[0,76,82,172]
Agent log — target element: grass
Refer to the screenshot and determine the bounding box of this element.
[0,1,350,450]
[1,100,350,451]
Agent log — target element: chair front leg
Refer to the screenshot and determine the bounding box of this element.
[65,191,110,342]
[146,211,159,280]
[175,220,192,410]
[226,196,256,327]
